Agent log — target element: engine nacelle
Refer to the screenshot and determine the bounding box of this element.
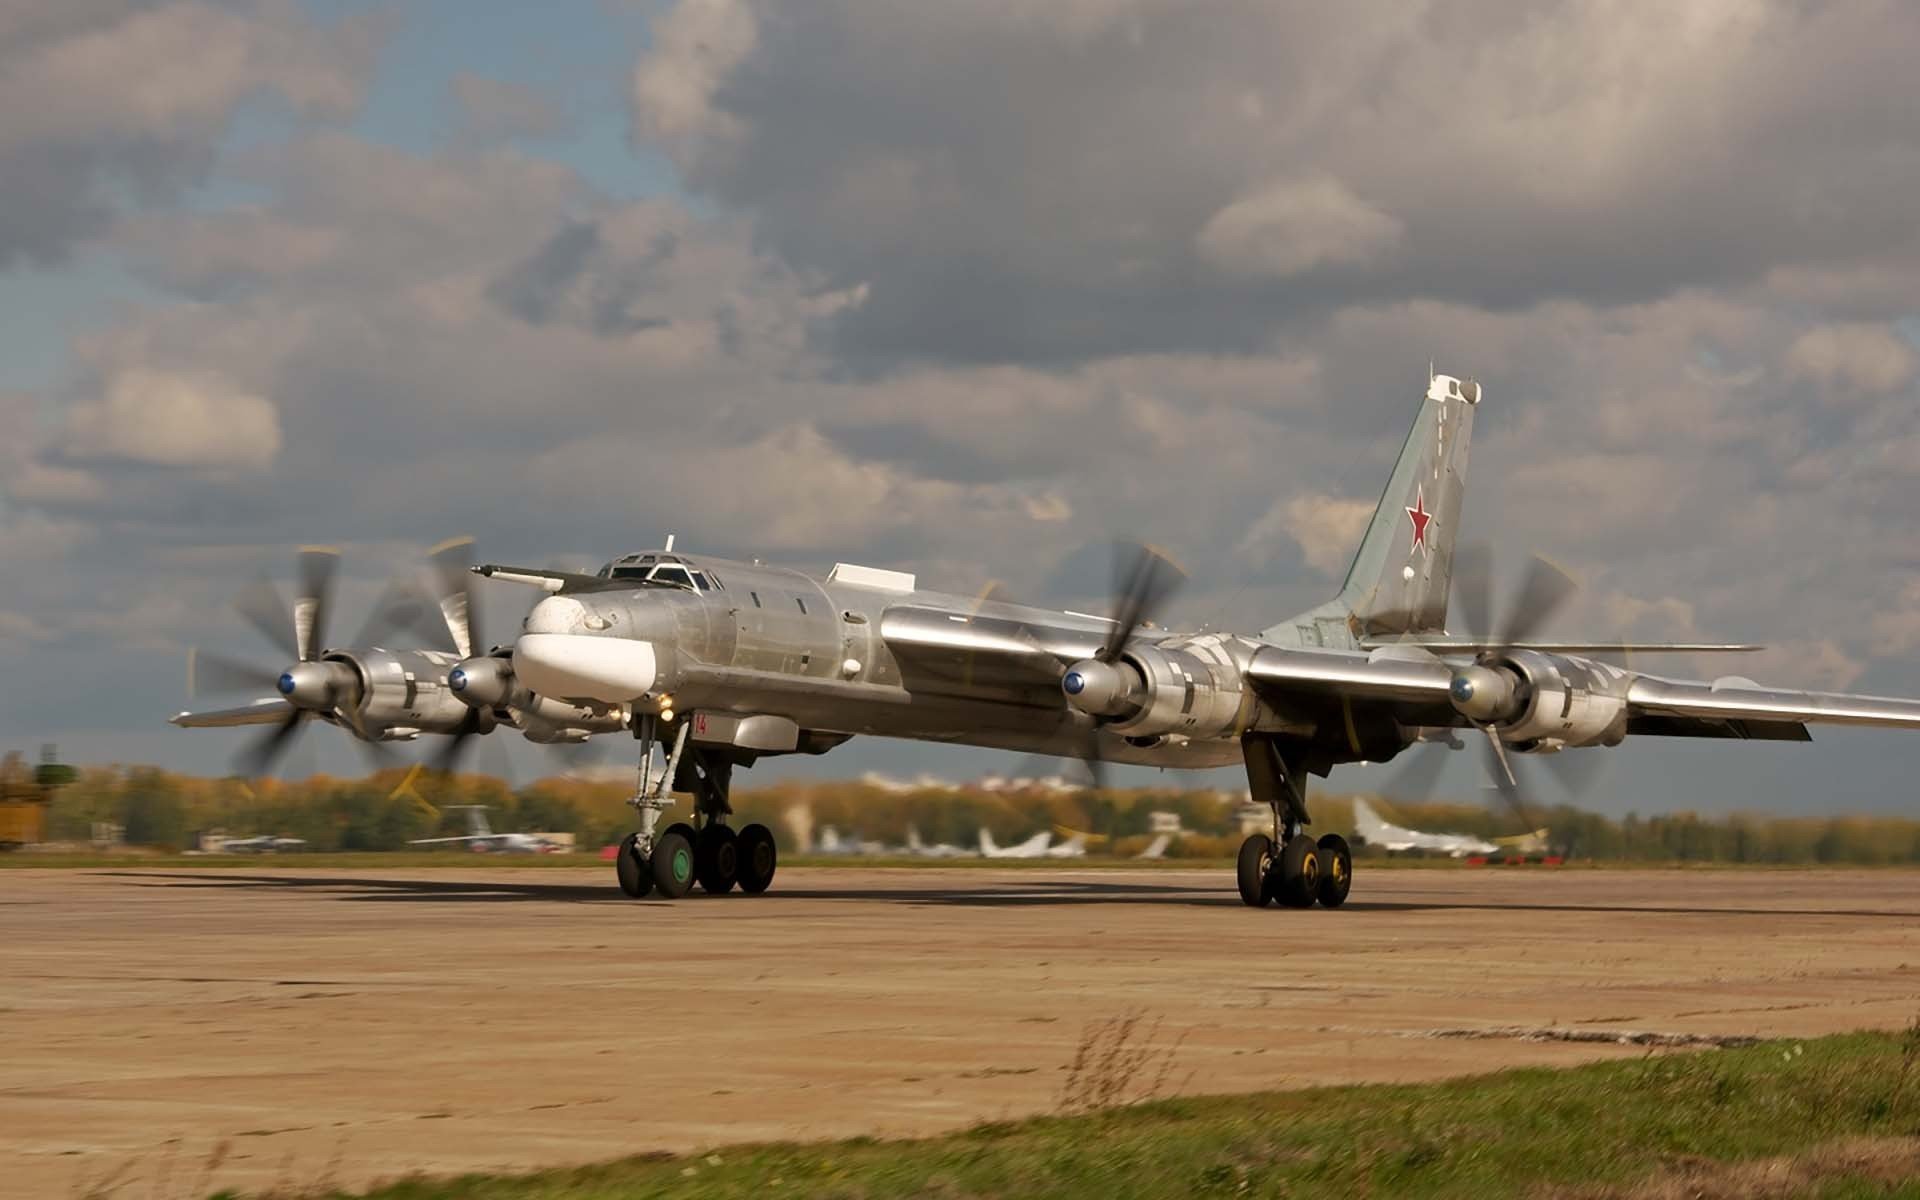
[1062,636,1250,740]
[334,649,475,735]
[1470,650,1630,749]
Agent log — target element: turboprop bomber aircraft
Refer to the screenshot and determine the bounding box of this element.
[174,371,1920,908]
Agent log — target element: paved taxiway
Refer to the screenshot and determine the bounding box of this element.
[5,865,1920,1196]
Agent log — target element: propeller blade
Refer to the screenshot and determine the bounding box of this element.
[1479,727,1540,835]
[233,574,298,660]
[350,577,450,651]
[294,546,341,661]
[544,738,610,776]
[1538,746,1603,798]
[1498,555,1576,647]
[188,648,282,700]
[1379,742,1449,806]
[427,709,486,777]
[353,735,400,774]
[1100,542,1184,663]
[234,710,307,779]
[1451,542,1493,643]
[480,734,516,787]
[428,536,480,659]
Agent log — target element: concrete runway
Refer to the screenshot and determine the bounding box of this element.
[6,865,1920,1197]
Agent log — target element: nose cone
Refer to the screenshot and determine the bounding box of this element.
[1448,664,1516,723]
[1061,658,1137,717]
[278,661,339,710]
[449,656,514,707]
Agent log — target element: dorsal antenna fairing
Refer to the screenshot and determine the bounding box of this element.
[664,534,676,552]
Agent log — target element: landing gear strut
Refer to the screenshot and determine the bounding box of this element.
[1237,736,1348,910]
[616,711,776,899]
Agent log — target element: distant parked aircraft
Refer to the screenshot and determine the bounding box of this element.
[211,834,308,854]
[1135,833,1171,860]
[408,805,556,854]
[905,826,970,858]
[1350,798,1498,858]
[1046,832,1089,858]
[979,829,1053,858]
[813,825,888,856]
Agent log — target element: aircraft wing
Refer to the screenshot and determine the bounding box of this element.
[170,700,294,728]
[1625,677,1920,733]
[1245,645,1920,741]
[1247,647,1456,700]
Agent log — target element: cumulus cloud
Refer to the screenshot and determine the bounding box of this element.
[0,1,377,268]
[1785,324,1918,397]
[630,0,757,152]
[1196,176,1403,278]
[59,369,282,470]
[1237,492,1373,575]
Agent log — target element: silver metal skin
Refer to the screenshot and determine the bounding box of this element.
[173,373,1920,905]
[467,374,1920,785]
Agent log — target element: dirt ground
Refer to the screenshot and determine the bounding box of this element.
[6,865,1920,1198]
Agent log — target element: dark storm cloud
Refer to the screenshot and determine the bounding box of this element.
[632,0,1920,366]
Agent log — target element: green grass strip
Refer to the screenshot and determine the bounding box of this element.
[233,1031,1920,1199]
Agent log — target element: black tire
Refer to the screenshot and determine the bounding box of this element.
[694,823,739,895]
[615,833,653,898]
[1236,834,1274,908]
[1273,836,1321,909]
[1316,833,1353,909]
[651,830,695,899]
[736,823,777,895]
[663,821,696,848]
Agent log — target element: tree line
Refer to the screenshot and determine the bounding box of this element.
[26,763,1920,864]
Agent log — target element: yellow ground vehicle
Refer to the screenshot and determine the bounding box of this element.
[0,748,70,849]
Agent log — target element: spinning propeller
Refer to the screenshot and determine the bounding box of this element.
[1381,544,1599,832]
[1051,541,1187,793]
[421,537,495,777]
[192,548,404,779]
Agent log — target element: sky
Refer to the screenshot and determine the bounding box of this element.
[3,1,1920,814]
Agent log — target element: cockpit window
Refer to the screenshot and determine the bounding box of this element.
[647,564,695,590]
[609,566,650,580]
[689,570,712,590]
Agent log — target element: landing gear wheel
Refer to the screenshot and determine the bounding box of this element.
[663,821,695,848]
[651,830,695,899]
[736,823,777,895]
[615,833,653,898]
[1315,833,1352,909]
[1272,836,1321,909]
[694,823,739,895]
[1237,834,1274,908]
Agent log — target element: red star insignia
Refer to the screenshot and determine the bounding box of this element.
[1406,486,1433,553]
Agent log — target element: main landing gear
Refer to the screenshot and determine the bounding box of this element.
[1237,736,1352,910]
[615,712,777,900]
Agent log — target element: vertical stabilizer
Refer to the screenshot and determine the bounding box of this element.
[1328,374,1477,638]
